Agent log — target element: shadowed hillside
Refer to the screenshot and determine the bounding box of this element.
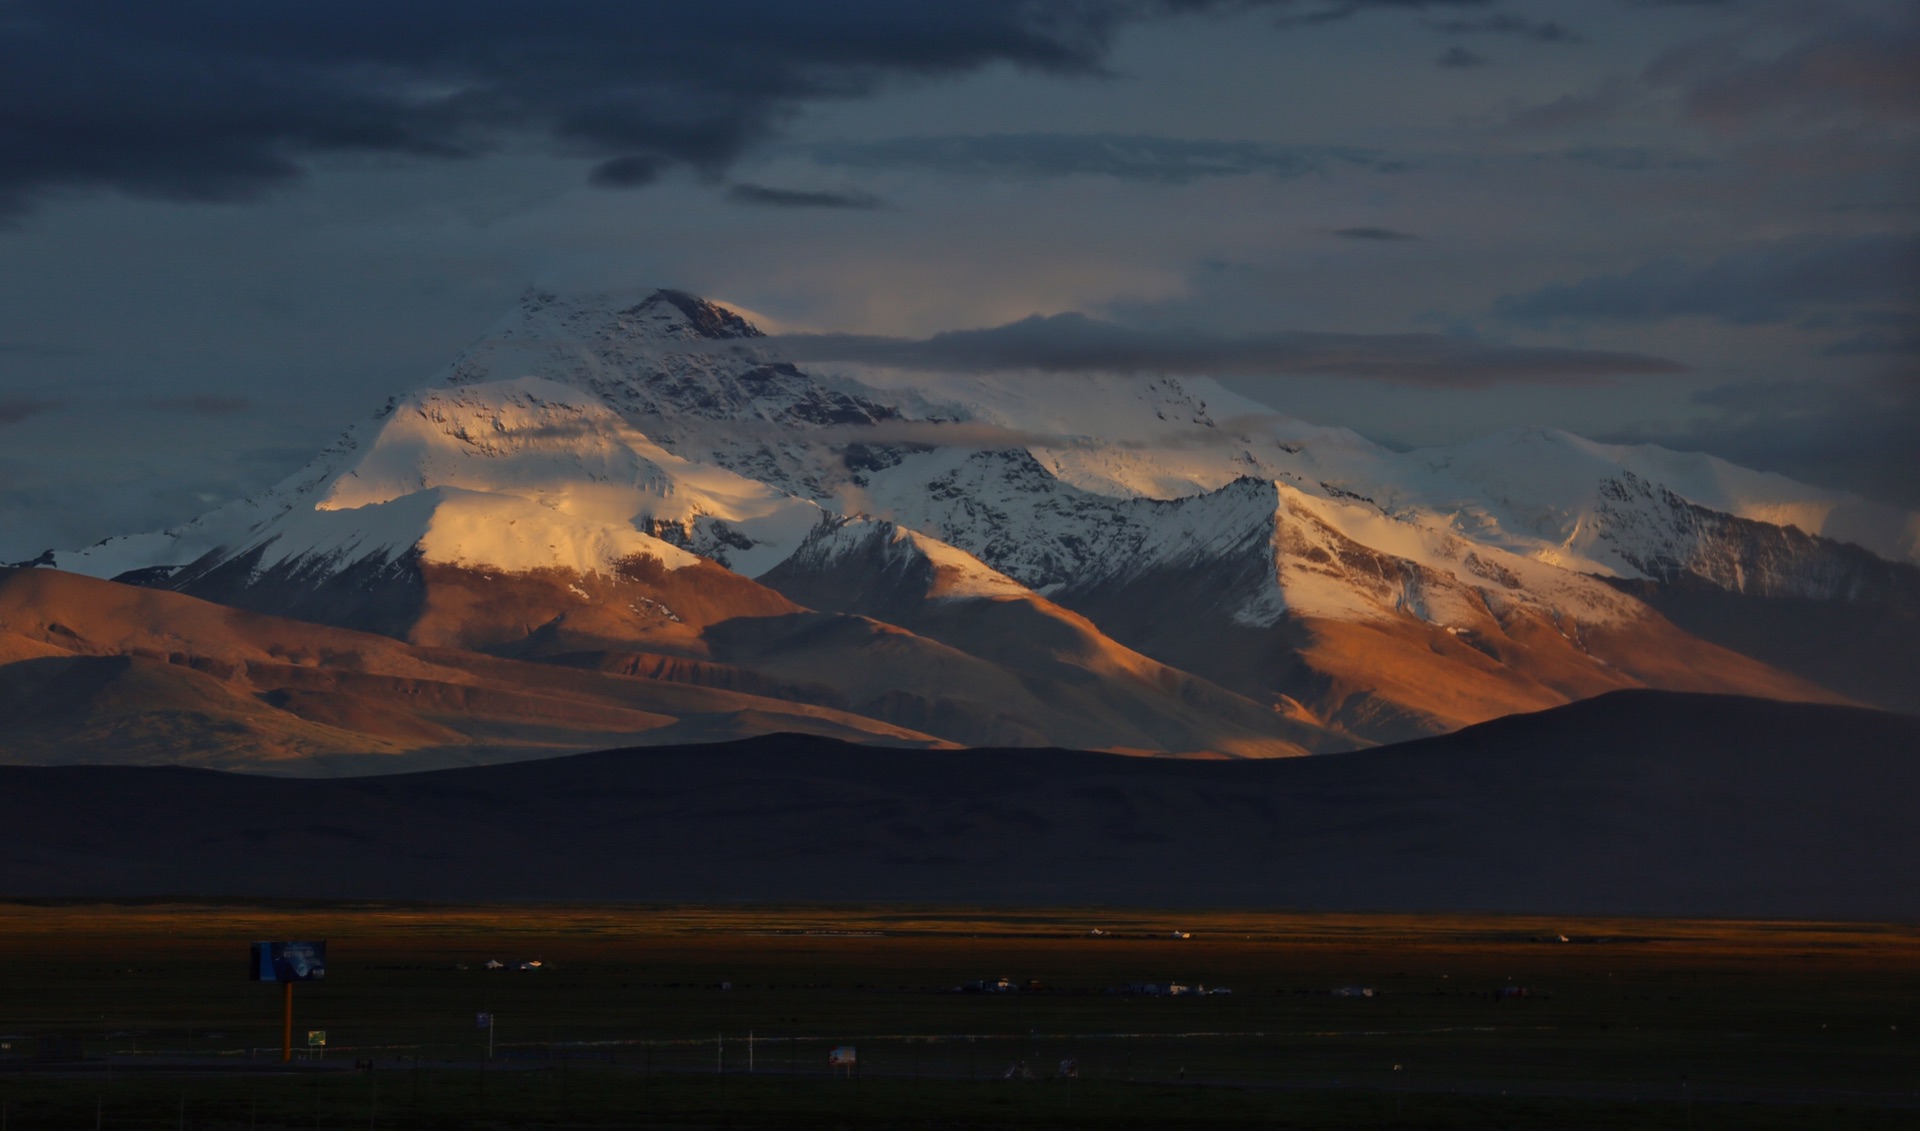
[2,691,1914,918]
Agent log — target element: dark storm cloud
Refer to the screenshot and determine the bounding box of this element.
[1496,234,1920,325]
[0,1,1301,217]
[726,184,883,210]
[808,134,1388,183]
[1437,46,1489,68]
[0,397,61,426]
[1429,14,1584,43]
[1331,226,1418,240]
[763,312,1683,386]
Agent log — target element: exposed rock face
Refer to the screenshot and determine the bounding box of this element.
[1596,471,1920,608]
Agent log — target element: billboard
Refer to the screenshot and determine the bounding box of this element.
[829,1046,856,1068]
[250,941,328,982]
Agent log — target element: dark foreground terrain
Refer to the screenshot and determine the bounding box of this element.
[2,690,1917,917]
[0,905,1917,1129]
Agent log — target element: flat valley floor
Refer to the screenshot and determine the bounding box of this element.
[0,903,1915,1129]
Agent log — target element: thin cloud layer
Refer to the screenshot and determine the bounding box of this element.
[1497,233,1920,326]
[726,184,883,210]
[1430,15,1585,43]
[1331,226,1418,240]
[1276,0,1494,26]
[675,413,1313,455]
[0,397,61,426]
[146,395,253,416]
[808,134,1389,183]
[763,312,1683,387]
[1437,46,1489,69]
[0,1,1298,217]
[1650,23,1920,129]
[1603,375,1920,509]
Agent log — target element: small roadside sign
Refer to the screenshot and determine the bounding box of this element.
[476,1012,493,1030]
[829,1045,856,1068]
[307,1030,326,1048]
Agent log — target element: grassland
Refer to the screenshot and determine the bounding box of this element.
[0,903,1915,1128]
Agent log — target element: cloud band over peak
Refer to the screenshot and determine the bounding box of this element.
[761,312,1685,387]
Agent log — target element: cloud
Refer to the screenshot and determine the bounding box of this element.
[726,183,882,210]
[1503,78,1635,132]
[807,134,1390,183]
[1822,326,1920,357]
[1600,375,1920,510]
[1275,1,1496,27]
[1436,46,1489,68]
[0,341,85,358]
[588,155,670,189]
[1330,226,1417,240]
[1430,14,1584,43]
[0,1,1302,217]
[1649,23,1920,129]
[0,397,61,425]
[679,413,1308,455]
[1559,146,1710,173]
[759,312,1684,387]
[1496,233,1920,325]
[146,394,253,416]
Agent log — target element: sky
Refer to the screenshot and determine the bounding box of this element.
[1,0,1915,561]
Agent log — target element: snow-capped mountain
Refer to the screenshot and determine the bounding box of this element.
[27,288,1920,759]
[423,289,1919,590]
[56,376,820,583]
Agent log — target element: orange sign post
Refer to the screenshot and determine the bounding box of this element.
[250,941,328,1064]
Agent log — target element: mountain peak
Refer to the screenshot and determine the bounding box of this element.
[508,287,764,345]
[644,290,764,340]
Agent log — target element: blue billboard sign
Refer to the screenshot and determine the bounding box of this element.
[250,941,327,982]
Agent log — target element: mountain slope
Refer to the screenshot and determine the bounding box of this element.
[0,560,1334,764]
[870,454,1845,738]
[759,515,1339,754]
[26,373,1363,755]
[25,287,1917,752]
[0,568,948,772]
[3,691,1914,918]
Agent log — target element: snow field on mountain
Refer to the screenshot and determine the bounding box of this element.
[316,377,822,576]
[38,289,1917,643]
[1259,483,1642,628]
[1414,428,1920,571]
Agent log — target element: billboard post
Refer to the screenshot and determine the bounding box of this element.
[250,941,328,1064]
